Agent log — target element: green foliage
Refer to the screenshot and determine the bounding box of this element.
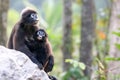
[65,59,86,70]
[8,9,19,26]
[47,29,62,51]
[60,68,88,80]
[112,31,120,37]
[60,59,88,80]
[42,0,62,28]
[105,56,120,61]
[112,31,120,50]
[115,43,120,50]
[41,0,62,51]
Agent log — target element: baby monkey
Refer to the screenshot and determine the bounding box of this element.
[25,29,54,73]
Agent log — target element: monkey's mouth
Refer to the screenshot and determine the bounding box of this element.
[37,36,42,40]
[33,20,39,25]
[25,20,38,26]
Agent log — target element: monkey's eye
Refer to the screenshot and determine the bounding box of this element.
[30,13,38,20]
[37,31,45,36]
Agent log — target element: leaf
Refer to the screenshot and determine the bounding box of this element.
[78,62,86,70]
[115,43,120,50]
[112,32,120,37]
[105,57,120,61]
[65,59,86,70]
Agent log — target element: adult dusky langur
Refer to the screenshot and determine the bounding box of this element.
[7,7,42,69]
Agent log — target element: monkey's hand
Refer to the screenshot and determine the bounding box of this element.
[44,55,54,72]
[48,75,57,80]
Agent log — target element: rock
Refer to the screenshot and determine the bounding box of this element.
[0,46,50,80]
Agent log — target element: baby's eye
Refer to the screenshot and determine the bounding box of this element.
[37,31,45,36]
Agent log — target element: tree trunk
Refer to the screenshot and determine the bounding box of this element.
[80,0,95,78]
[108,0,120,79]
[62,0,72,71]
[0,0,9,46]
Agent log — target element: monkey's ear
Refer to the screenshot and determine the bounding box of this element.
[42,29,48,37]
[46,33,48,37]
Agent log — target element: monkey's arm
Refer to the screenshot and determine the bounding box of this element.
[44,42,54,72]
[24,39,36,52]
[44,55,54,72]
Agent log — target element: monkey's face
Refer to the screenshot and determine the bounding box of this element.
[34,29,47,42]
[22,11,39,25]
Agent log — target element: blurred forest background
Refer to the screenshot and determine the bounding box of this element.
[1,0,120,80]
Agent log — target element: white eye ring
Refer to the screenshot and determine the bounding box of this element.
[30,13,38,20]
[31,13,35,18]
